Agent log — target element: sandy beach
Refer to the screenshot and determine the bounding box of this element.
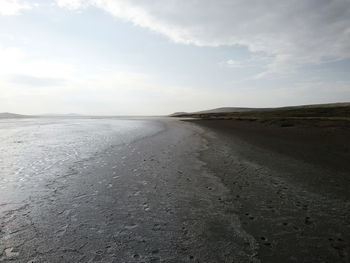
[0,117,349,262]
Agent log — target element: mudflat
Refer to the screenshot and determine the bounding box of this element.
[0,118,259,262]
[0,117,349,262]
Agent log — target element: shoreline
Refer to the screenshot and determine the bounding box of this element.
[0,118,260,262]
[1,117,349,262]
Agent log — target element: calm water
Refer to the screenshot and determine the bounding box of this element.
[0,118,162,203]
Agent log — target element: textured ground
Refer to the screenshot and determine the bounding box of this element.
[0,117,349,262]
[192,119,350,262]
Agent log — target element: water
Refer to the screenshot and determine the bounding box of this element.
[0,118,162,203]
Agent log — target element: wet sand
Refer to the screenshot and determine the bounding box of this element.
[191,119,350,262]
[0,118,258,262]
[0,118,349,262]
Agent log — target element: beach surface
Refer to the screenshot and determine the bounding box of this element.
[0,117,349,262]
[190,118,350,262]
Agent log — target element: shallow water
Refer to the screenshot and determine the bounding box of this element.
[0,118,264,262]
[0,118,162,203]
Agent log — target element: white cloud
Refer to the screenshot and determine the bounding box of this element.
[57,0,350,74]
[56,0,86,10]
[226,59,244,68]
[0,0,31,15]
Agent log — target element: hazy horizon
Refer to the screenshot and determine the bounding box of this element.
[1,0,350,115]
[2,101,350,117]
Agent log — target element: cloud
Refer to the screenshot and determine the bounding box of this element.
[56,0,86,10]
[57,0,350,73]
[0,0,31,15]
[225,59,244,68]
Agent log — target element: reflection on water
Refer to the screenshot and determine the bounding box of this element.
[0,118,162,201]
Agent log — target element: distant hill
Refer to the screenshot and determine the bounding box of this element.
[40,113,84,117]
[277,102,350,110]
[170,107,263,117]
[170,102,350,119]
[169,112,188,117]
[0,112,31,118]
[194,107,261,114]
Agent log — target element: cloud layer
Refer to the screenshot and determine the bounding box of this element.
[1,1,349,114]
[56,0,350,69]
[0,0,31,15]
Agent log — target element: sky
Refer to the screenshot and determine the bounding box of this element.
[0,0,350,115]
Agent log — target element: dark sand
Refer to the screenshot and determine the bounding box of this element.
[0,118,349,262]
[190,118,350,262]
